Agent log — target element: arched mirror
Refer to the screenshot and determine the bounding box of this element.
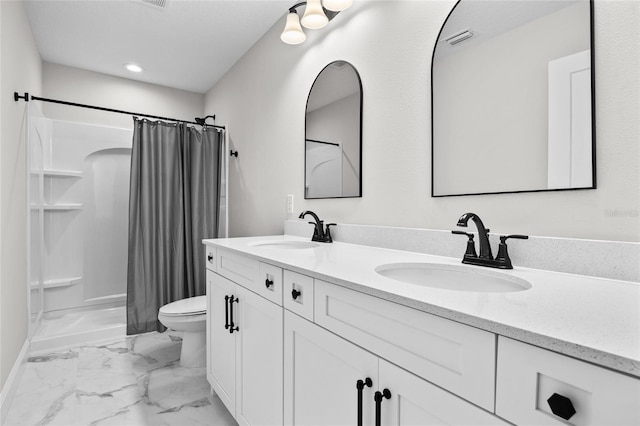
[431,0,595,197]
[305,61,362,199]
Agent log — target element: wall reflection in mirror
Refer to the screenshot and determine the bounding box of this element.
[431,0,594,197]
[305,61,362,199]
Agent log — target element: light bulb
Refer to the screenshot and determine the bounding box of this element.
[301,0,328,29]
[322,0,352,12]
[280,12,307,44]
[124,63,143,73]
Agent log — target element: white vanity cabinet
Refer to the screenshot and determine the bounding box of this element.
[496,337,640,425]
[206,249,284,426]
[204,240,640,426]
[284,310,378,426]
[284,307,508,426]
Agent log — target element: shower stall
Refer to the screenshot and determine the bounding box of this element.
[28,110,133,352]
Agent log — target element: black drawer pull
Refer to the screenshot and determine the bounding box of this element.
[228,296,239,334]
[265,278,274,289]
[374,389,391,426]
[207,253,213,262]
[356,378,373,426]
[292,288,301,300]
[547,393,576,420]
[224,295,230,330]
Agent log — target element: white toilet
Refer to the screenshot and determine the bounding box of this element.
[158,296,207,367]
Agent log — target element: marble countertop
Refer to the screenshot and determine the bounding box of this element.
[203,235,640,378]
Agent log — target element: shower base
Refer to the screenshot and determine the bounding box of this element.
[31,304,126,355]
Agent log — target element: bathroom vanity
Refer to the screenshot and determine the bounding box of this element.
[203,235,640,425]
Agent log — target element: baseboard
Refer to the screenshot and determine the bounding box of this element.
[0,338,30,424]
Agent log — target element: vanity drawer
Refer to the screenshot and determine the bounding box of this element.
[314,280,496,411]
[204,246,216,271]
[257,262,283,306]
[216,249,259,289]
[283,270,314,321]
[496,336,640,425]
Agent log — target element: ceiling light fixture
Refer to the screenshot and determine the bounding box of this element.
[124,63,143,73]
[280,0,350,45]
[322,0,352,12]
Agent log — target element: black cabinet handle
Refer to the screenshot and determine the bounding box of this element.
[374,389,391,426]
[291,288,301,300]
[547,393,576,420]
[228,296,239,334]
[207,253,213,262]
[224,295,230,330]
[356,378,373,426]
[265,278,274,289]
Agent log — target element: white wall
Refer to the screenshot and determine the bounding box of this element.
[204,0,639,243]
[0,0,42,390]
[1,8,206,392]
[42,62,204,130]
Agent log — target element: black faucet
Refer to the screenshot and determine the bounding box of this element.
[456,213,493,260]
[298,211,335,243]
[452,212,528,269]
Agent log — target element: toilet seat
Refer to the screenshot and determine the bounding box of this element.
[159,296,206,317]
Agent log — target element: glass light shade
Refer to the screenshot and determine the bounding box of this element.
[280,12,307,44]
[301,0,328,29]
[322,0,352,12]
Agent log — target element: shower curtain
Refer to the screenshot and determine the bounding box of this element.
[126,118,223,334]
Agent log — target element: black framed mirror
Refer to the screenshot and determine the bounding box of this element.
[431,0,595,197]
[305,61,362,199]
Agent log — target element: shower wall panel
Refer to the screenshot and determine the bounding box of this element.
[30,119,133,313]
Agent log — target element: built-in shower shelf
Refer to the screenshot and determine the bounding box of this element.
[31,169,83,178]
[31,276,82,289]
[30,203,83,211]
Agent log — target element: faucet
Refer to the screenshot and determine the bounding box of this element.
[298,211,335,243]
[453,212,528,269]
[456,213,493,260]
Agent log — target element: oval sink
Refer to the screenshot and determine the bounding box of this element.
[248,240,319,250]
[375,262,531,293]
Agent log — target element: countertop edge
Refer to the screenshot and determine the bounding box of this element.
[203,237,640,378]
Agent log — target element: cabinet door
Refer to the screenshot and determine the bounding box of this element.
[284,311,378,426]
[235,286,283,426]
[208,271,237,415]
[379,359,509,426]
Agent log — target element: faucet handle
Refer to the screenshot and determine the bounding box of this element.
[451,230,477,259]
[325,223,336,243]
[452,230,473,237]
[501,234,529,242]
[495,234,528,269]
[308,222,319,236]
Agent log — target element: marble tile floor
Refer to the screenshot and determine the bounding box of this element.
[4,332,237,426]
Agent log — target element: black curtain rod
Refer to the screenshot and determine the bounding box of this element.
[13,92,225,130]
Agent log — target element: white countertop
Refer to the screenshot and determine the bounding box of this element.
[203,235,640,378]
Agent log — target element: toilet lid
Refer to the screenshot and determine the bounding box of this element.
[159,296,206,316]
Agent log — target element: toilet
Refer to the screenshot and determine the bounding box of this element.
[158,296,207,367]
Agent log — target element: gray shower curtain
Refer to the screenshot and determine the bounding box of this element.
[126,118,222,335]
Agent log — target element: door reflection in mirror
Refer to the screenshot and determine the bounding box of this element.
[431,0,594,196]
[305,61,362,199]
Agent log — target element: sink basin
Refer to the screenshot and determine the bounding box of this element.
[375,262,531,293]
[248,240,319,250]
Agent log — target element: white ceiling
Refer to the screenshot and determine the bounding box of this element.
[24,0,292,94]
[434,0,581,59]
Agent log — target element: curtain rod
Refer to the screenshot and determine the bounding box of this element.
[13,91,225,130]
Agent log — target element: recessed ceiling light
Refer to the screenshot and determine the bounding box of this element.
[124,63,143,73]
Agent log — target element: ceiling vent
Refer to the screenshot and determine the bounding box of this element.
[443,29,474,46]
[140,0,167,9]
